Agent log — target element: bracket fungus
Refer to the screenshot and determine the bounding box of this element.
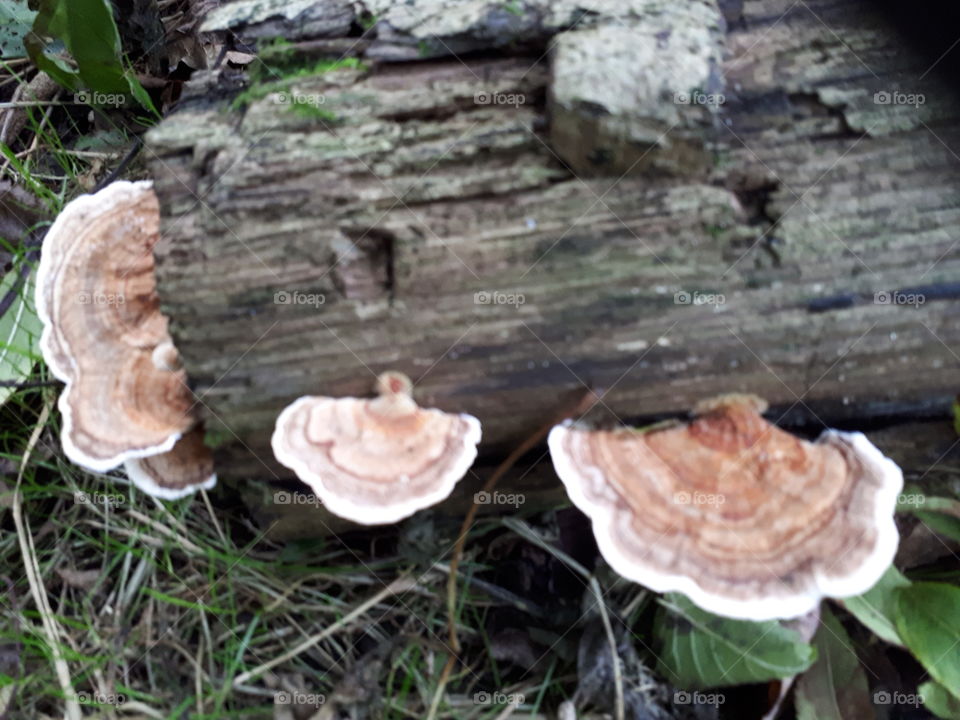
[548,394,903,620]
[36,180,215,498]
[272,371,482,525]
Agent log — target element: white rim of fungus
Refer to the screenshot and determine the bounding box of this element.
[36,180,185,471]
[548,422,903,621]
[271,394,482,525]
[123,458,217,501]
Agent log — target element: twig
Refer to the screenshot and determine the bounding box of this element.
[591,576,625,720]
[233,575,416,686]
[428,388,597,720]
[93,137,143,193]
[12,402,83,720]
[0,379,60,389]
[504,517,625,720]
[200,488,229,546]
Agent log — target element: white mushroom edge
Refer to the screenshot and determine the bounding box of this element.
[36,180,212,498]
[548,421,903,620]
[271,395,482,525]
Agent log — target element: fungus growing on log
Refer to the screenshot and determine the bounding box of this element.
[548,394,903,620]
[271,371,482,525]
[36,180,215,498]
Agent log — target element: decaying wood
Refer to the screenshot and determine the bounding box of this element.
[145,0,960,504]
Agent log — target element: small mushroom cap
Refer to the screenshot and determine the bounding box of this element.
[36,181,195,471]
[124,426,217,500]
[271,372,482,525]
[548,395,903,620]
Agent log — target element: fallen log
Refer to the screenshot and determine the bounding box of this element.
[144,0,960,523]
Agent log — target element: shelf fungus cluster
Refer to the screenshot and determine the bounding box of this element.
[37,181,215,499]
[548,394,903,620]
[272,371,482,525]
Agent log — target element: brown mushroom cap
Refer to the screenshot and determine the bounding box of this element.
[548,394,903,619]
[271,371,482,524]
[125,426,216,500]
[36,181,198,473]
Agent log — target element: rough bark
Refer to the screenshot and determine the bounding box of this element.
[145,0,960,502]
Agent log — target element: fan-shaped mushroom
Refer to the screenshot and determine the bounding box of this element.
[548,394,903,620]
[271,371,482,524]
[36,180,215,498]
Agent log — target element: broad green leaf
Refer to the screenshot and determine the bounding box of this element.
[841,564,909,646]
[0,0,36,57]
[25,0,156,113]
[655,594,816,688]
[0,270,40,407]
[914,510,960,544]
[921,681,960,719]
[897,488,960,543]
[795,607,872,720]
[894,583,960,701]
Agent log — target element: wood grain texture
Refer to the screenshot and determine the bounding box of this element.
[146,0,960,489]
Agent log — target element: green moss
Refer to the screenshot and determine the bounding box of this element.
[231,57,367,111]
[203,425,232,450]
[502,0,524,16]
[288,102,338,123]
